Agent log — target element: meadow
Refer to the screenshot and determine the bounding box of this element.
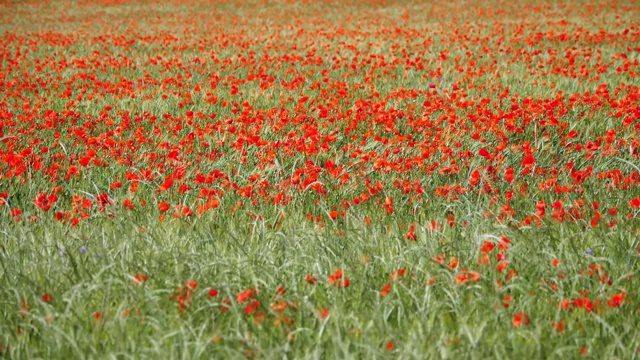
[1,0,639,358]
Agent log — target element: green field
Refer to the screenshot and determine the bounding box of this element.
[1,0,639,358]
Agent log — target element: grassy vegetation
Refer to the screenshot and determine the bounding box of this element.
[1,0,639,358]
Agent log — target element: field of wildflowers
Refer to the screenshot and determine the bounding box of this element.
[1,0,639,358]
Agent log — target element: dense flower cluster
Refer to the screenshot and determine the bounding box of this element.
[0,0,638,357]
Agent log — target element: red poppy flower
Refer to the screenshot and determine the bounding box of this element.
[607,291,625,308]
[133,273,148,285]
[386,341,395,352]
[512,311,530,328]
[328,269,350,288]
[42,293,53,303]
[33,192,58,212]
[521,154,535,167]
[389,268,406,281]
[237,289,255,303]
[455,269,480,284]
[185,280,197,290]
[318,308,330,320]
[158,202,170,213]
[380,283,391,297]
[552,320,565,333]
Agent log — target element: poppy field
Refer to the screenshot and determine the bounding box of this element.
[1,0,640,358]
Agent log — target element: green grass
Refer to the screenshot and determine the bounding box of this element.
[1,0,640,358]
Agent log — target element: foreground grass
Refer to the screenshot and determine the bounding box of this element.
[1,0,640,358]
[2,214,639,358]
